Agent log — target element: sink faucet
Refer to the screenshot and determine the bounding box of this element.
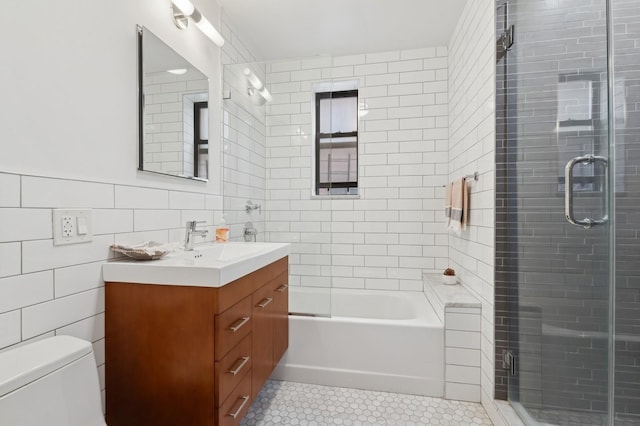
[184,221,208,251]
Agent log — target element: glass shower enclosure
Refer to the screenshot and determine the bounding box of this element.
[496,0,640,424]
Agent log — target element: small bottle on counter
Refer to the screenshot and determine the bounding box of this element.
[215,215,229,243]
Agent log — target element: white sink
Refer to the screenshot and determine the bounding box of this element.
[102,242,290,287]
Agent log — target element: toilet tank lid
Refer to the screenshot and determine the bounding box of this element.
[0,336,93,398]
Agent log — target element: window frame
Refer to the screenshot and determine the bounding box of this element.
[314,89,359,195]
[193,101,208,179]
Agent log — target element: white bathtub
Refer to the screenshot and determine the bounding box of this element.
[271,287,444,397]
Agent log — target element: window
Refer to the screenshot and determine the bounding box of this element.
[315,90,359,195]
[194,101,208,179]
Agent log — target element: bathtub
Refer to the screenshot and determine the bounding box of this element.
[271,287,444,397]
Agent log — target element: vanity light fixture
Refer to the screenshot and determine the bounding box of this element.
[171,0,225,47]
[243,68,273,103]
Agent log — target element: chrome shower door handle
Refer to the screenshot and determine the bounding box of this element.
[564,154,609,229]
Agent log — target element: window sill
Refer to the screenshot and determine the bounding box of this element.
[310,194,361,200]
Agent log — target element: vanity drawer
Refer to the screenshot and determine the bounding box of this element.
[214,333,252,406]
[215,296,252,360]
[217,373,252,426]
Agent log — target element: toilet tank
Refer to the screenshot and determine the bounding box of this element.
[0,335,106,426]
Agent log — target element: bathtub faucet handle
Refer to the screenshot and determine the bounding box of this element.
[243,221,257,242]
[245,200,261,214]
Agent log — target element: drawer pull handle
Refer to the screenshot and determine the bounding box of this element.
[275,284,289,293]
[228,316,250,332]
[227,395,250,419]
[228,356,250,376]
[256,297,273,309]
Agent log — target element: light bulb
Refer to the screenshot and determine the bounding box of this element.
[244,68,264,91]
[259,87,273,103]
[194,15,225,47]
[171,0,195,16]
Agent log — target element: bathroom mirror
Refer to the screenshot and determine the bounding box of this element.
[138,26,209,180]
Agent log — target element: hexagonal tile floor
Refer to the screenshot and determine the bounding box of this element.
[240,380,493,425]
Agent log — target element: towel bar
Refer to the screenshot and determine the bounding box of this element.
[442,172,479,187]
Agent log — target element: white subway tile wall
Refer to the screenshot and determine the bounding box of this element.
[22,176,114,209]
[0,172,222,402]
[0,310,21,349]
[265,47,449,292]
[447,0,497,419]
[0,173,20,207]
[220,18,267,241]
[444,308,483,403]
[0,242,21,278]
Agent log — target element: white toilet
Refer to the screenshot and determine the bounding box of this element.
[0,335,106,426]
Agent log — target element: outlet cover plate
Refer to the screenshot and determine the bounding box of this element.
[53,209,93,246]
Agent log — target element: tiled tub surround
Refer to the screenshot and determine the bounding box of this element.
[423,273,482,403]
[264,47,451,294]
[272,288,444,397]
[220,21,267,243]
[0,171,222,403]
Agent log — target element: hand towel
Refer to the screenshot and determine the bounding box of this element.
[444,182,453,225]
[448,178,465,236]
[462,177,469,230]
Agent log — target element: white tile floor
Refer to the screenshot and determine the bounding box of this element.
[241,380,493,426]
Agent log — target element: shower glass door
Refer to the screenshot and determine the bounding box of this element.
[610,0,640,423]
[497,0,640,424]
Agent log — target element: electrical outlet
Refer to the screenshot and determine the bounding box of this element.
[62,216,74,237]
[53,209,93,246]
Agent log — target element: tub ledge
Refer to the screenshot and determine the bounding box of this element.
[423,272,483,403]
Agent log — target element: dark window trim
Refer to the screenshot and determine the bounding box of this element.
[315,89,358,195]
[193,101,208,178]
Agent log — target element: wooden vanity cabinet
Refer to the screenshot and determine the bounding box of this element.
[251,280,275,400]
[105,257,288,426]
[272,277,289,367]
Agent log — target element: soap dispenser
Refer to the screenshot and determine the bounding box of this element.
[215,215,229,243]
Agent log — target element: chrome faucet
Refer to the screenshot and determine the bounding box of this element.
[243,221,257,242]
[184,220,208,251]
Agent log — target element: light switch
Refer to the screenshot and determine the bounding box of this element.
[53,209,93,245]
[77,216,88,235]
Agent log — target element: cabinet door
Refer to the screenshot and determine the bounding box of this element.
[272,274,289,367]
[251,283,274,400]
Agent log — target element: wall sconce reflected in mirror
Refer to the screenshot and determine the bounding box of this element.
[359,101,369,118]
[244,68,273,105]
[171,0,225,47]
[167,68,188,75]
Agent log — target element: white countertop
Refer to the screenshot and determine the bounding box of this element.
[102,242,290,287]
